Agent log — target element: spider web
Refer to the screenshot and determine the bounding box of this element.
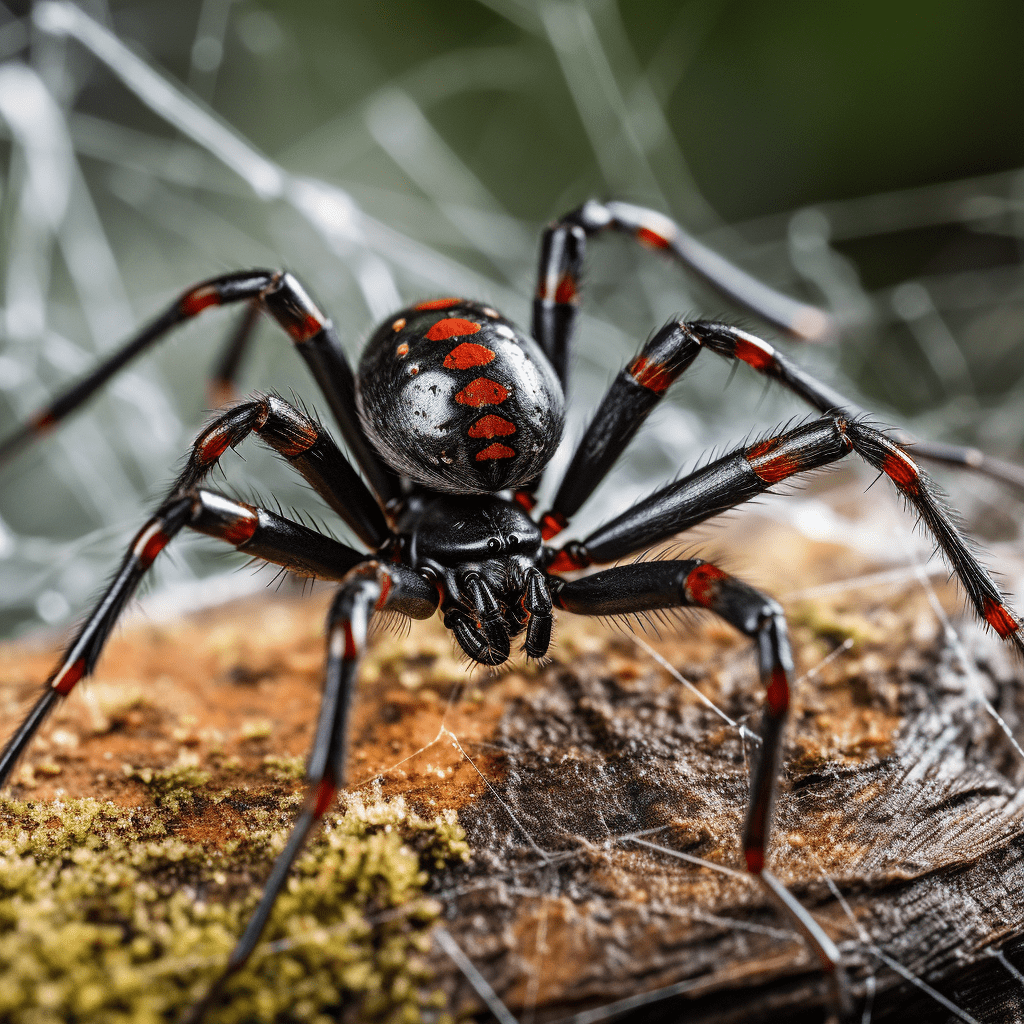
[1,3,1024,1022]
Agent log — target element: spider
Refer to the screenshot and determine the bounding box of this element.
[1,198,1022,1021]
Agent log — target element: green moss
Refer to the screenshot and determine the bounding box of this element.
[127,764,213,815]
[790,602,874,648]
[0,785,468,1023]
[262,755,307,782]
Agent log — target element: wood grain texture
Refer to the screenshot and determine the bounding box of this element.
[2,507,1023,1022]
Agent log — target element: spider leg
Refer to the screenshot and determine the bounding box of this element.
[548,415,1024,653]
[1,391,398,785]
[533,200,833,391]
[207,298,262,407]
[0,488,376,789]
[550,559,847,1004]
[179,393,389,549]
[540,318,1024,539]
[443,572,512,665]
[0,269,401,502]
[686,320,1024,491]
[538,320,701,537]
[184,561,438,1023]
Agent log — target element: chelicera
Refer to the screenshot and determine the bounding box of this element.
[1,199,1022,1019]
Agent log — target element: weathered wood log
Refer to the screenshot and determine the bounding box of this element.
[1,509,1022,1022]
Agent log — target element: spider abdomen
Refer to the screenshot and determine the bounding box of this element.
[356,299,564,493]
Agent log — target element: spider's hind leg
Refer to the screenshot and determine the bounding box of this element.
[532,199,833,392]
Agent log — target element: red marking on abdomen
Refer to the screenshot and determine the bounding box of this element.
[415,297,461,311]
[636,227,671,249]
[746,438,800,484]
[475,443,515,461]
[376,574,392,611]
[766,666,790,717]
[540,511,568,541]
[396,342,409,357]
[180,285,220,316]
[685,563,728,607]
[628,356,674,394]
[881,448,920,494]
[983,595,1019,638]
[454,378,508,407]
[443,342,495,369]
[51,656,86,695]
[744,847,764,874]
[734,335,775,370]
[312,778,336,817]
[468,415,515,438]
[554,274,577,304]
[392,318,406,332]
[425,318,481,342]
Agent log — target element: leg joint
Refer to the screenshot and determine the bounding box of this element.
[261,272,329,344]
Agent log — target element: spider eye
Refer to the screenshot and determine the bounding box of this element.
[487,537,501,554]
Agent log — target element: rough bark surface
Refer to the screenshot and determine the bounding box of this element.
[2,509,1023,1022]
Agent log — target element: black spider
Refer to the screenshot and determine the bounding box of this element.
[1,199,1022,1020]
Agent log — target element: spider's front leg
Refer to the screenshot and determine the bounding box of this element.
[547,415,1024,653]
[0,270,401,501]
[551,560,848,1004]
[0,488,371,786]
[185,561,438,1022]
[0,394,390,785]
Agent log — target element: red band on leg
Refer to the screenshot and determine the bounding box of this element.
[880,446,921,494]
[541,511,568,541]
[627,356,674,393]
[312,778,336,817]
[51,657,86,695]
[684,563,727,607]
[983,595,1019,638]
[744,847,764,874]
[733,335,775,371]
[636,227,670,249]
[766,667,790,717]
[180,285,221,316]
[132,521,171,568]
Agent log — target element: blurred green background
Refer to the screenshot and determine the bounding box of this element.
[1,0,1023,636]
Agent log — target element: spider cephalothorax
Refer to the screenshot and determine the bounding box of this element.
[2,199,1022,1023]
[397,492,550,663]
